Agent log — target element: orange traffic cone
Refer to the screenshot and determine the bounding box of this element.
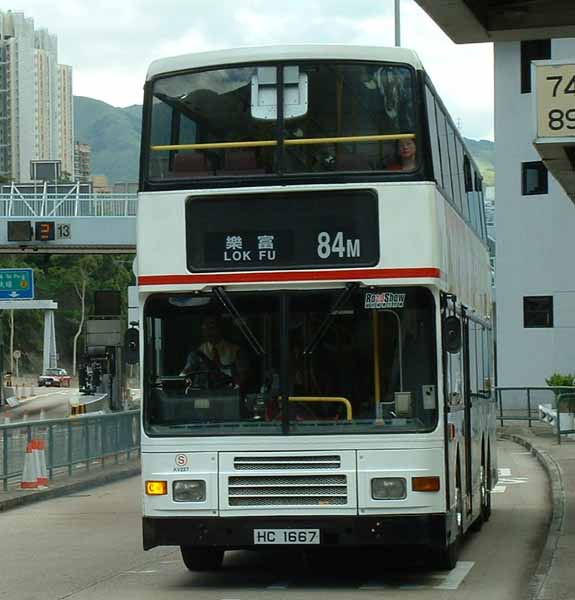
[32,439,49,487]
[20,442,38,489]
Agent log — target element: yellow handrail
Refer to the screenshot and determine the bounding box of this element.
[372,311,381,405]
[151,140,278,151]
[285,133,415,146]
[288,396,353,421]
[150,133,415,152]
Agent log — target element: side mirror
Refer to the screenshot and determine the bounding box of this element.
[125,327,140,365]
[444,316,462,354]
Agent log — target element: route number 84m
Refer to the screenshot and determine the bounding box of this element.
[317,232,361,259]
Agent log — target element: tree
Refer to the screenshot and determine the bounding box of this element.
[72,271,88,376]
[0,254,135,373]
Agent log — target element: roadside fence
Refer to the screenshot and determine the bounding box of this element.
[497,386,575,440]
[556,393,575,444]
[0,410,140,491]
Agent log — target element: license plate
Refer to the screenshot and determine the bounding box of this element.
[253,528,320,545]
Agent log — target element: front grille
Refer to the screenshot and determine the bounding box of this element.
[229,496,348,507]
[233,455,341,470]
[228,473,347,507]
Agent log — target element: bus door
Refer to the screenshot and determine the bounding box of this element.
[442,295,465,518]
[461,311,473,517]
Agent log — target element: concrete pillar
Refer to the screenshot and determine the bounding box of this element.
[43,309,57,372]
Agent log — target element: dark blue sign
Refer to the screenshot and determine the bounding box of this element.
[0,268,35,299]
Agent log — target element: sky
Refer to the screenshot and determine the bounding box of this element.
[9,0,494,140]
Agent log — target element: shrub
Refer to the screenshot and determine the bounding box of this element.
[545,372,575,389]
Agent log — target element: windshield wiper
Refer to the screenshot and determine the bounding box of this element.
[214,286,266,356]
[304,283,358,356]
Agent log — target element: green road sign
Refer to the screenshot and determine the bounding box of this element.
[0,268,35,299]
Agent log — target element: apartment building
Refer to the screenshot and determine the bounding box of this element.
[0,10,73,182]
[74,141,91,182]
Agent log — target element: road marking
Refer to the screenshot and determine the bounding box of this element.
[125,570,158,574]
[360,582,387,590]
[361,562,473,591]
[493,485,507,493]
[498,467,512,476]
[433,561,474,590]
[511,451,532,455]
[499,476,528,485]
[267,580,292,589]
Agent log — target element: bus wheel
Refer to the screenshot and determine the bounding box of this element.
[436,470,463,570]
[470,463,489,532]
[180,547,224,571]
[484,452,492,521]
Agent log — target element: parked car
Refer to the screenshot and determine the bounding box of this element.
[38,368,72,387]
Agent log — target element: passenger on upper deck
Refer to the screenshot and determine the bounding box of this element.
[388,138,417,171]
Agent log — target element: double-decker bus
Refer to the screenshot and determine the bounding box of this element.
[137,45,497,572]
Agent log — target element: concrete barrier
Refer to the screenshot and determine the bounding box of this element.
[69,393,108,416]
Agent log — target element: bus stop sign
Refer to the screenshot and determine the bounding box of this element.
[0,268,35,299]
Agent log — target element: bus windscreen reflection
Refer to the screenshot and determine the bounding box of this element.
[143,287,437,436]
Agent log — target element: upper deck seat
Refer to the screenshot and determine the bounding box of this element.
[335,152,371,171]
[216,149,266,176]
[172,152,213,177]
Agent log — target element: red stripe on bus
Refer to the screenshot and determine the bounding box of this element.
[138,268,442,286]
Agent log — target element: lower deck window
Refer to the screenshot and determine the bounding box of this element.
[143,287,438,436]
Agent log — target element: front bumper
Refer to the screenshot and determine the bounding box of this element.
[143,514,447,551]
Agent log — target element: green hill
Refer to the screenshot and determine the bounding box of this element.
[74,96,494,187]
[74,97,141,184]
[464,138,495,187]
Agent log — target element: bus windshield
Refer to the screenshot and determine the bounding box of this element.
[147,61,417,181]
[143,287,438,436]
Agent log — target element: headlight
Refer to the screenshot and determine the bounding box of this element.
[173,480,206,502]
[371,477,407,500]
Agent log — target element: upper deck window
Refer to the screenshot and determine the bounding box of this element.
[146,61,418,183]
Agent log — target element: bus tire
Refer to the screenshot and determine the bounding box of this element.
[484,450,492,521]
[470,465,485,532]
[180,546,224,571]
[436,467,463,570]
[436,538,459,571]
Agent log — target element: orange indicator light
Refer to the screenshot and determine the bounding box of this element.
[412,476,441,492]
[146,480,168,495]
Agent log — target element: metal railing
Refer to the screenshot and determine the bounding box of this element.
[0,193,138,217]
[0,410,140,491]
[496,386,575,427]
[556,393,575,445]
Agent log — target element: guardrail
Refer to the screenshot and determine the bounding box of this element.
[0,193,138,217]
[496,386,575,426]
[0,410,140,491]
[539,396,575,443]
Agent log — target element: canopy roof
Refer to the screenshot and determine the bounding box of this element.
[415,0,575,43]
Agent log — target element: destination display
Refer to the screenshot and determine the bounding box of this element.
[186,190,379,272]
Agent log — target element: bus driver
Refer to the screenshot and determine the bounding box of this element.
[180,316,249,390]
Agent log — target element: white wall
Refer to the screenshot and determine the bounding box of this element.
[495,39,575,387]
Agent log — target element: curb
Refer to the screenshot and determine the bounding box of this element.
[0,464,141,514]
[500,433,565,600]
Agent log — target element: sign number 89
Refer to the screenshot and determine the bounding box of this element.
[548,108,575,131]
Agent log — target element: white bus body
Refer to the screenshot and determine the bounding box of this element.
[137,45,497,571]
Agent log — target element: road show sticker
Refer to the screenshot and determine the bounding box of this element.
[365,292,406,309]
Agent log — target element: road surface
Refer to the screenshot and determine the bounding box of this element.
[0,439,550,600]
[1,387,77,422]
